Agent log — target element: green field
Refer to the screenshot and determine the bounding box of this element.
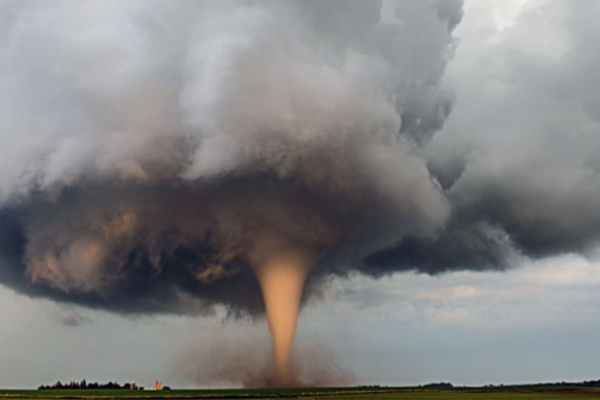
[3,386,600,400]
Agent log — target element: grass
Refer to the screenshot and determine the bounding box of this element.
[2,386,600,400]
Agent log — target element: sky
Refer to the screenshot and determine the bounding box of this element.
[4,251,600,387]
[2,0,600,389]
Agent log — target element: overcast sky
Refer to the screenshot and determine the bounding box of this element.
[4,251,600,388]
[3,0,600,389]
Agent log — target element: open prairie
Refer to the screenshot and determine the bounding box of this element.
[3,387,600,400]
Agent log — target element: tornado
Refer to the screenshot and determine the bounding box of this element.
[0,0,469,387]
[1,0,600,388]
[254,249,315,384]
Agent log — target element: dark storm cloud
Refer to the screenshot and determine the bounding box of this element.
[364,222,516,276]
[0,0,460,315]
[7,0,600,316]
[4,1,600,390]
[366,0,600,274]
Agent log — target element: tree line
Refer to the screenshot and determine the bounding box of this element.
[38,380,144,390]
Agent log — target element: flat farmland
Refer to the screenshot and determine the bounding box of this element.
[3,386,600,400]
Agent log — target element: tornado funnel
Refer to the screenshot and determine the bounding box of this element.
[254,250,313,385]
